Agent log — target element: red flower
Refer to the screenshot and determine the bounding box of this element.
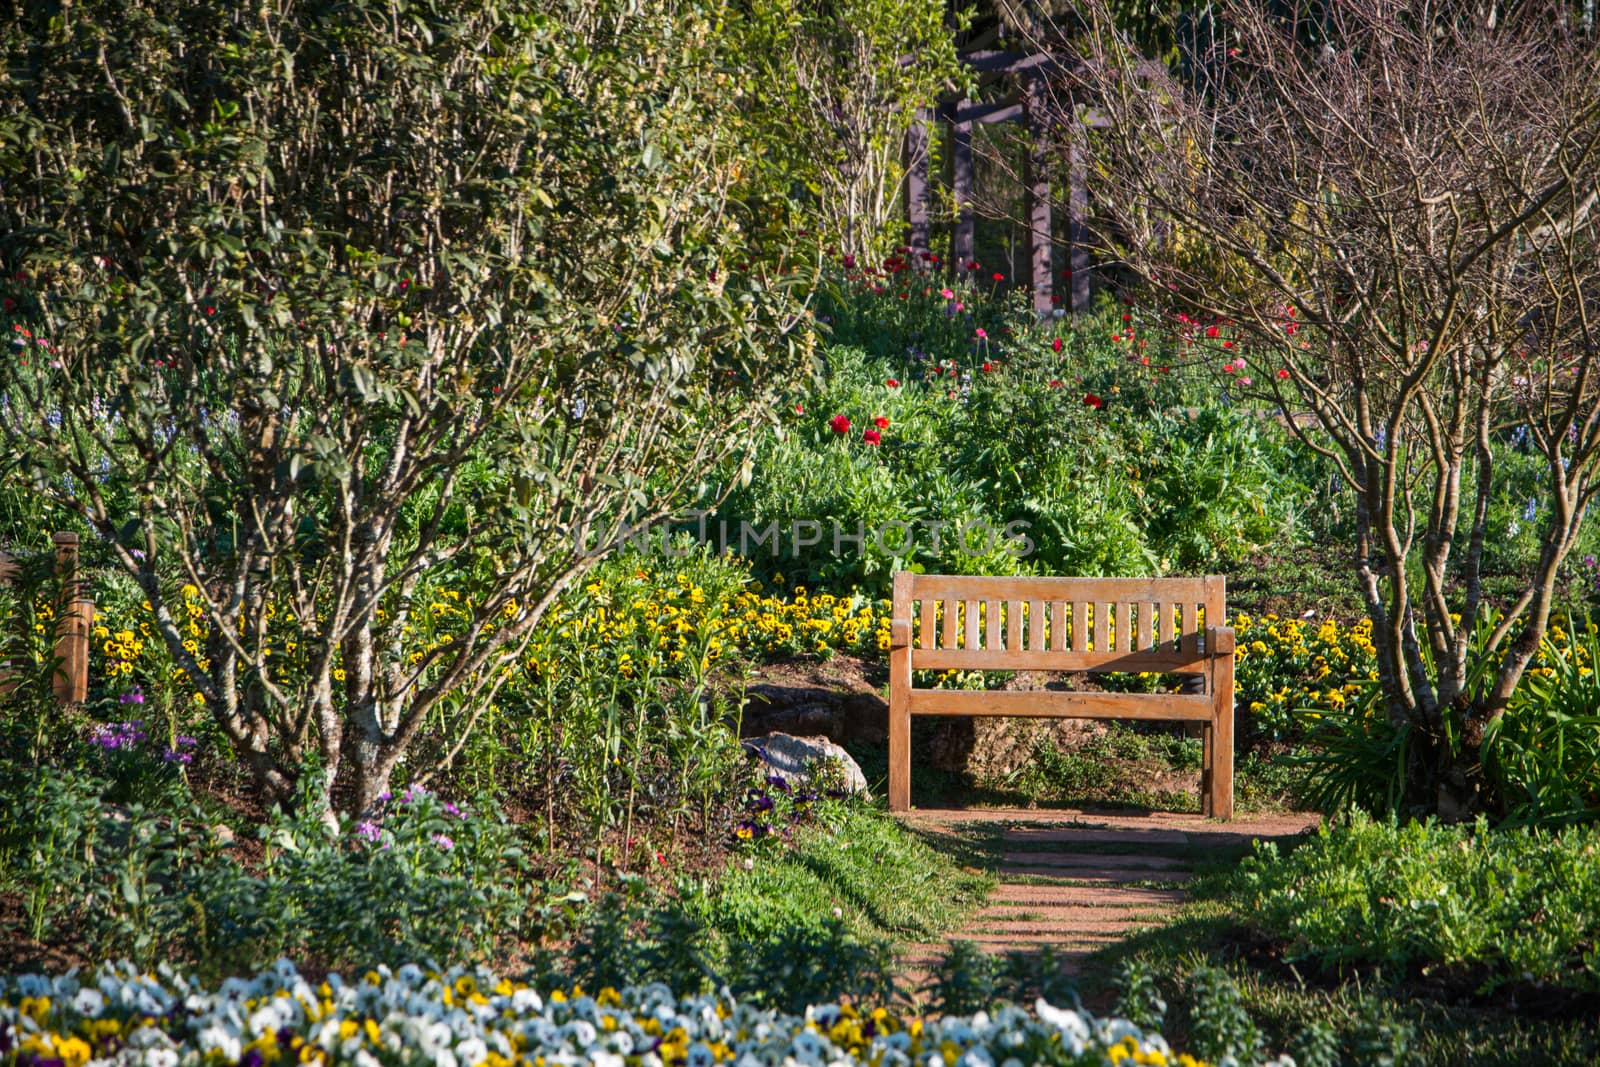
[1222,340,1234,349]
[1083,393,1103,409]
[965,260,980,271]
[204,306,215,316]
[1,297,13,311]
[829,414,851,434]
[1205,325,1220,339]
[1049,379,1063,388]
[992,272,1004,283]
[862,428,882,446]
[885,378,900,388]
[1052,337,1063,353]
[795,402,805,414]
[843,254,856,269]
[873,415,890,430]
[982,361,994,372]
[1277,368,1291,380]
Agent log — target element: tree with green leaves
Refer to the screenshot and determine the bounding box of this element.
[0,0,810,816]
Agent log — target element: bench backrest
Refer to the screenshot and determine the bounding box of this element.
[897,574,1226,675]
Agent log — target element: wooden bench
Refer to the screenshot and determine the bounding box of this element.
[0,532,92,704]
[887,573,1235,818]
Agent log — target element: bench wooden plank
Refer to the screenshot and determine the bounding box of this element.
[903,647,1212,673]
[919,596,937,650]
[1051,600,1067,652]
[908,689,1213,720]
[942,595,959,649]
[1007,597,1022,651]
[907,575,1214,602]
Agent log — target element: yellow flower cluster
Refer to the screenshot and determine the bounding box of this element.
[1233,613,1379,733]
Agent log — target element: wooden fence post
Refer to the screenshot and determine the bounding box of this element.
[1067,110,1092,314]
[906,108,932,266]
[951,117,975,270]
[1025,76,1054,317]
[52,532,90,704]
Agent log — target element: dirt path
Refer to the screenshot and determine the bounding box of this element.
[899,808,1319,984]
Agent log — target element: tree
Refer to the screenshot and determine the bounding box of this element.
[737,0,967,259]
[0,0,810,816]
[1061,0,1600,813]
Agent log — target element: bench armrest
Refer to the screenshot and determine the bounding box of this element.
[890,620,912,650]
[1206,625,1236,655]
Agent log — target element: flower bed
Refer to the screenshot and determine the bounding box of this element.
[0,961,1291,1067]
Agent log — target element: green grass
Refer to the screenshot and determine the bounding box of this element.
[708,803,994,944]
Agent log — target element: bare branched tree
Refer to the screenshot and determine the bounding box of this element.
[1056,0,1600,813]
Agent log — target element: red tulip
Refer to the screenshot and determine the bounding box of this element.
[829,414,850,434]
[863,429,881,446]
[1052,337,1063,353]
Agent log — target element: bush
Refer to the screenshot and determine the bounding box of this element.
[1234,812,1600,992]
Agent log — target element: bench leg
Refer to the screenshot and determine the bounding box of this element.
[889,572,913,812]
[889,699,910,812]
[1206,653,1235,820]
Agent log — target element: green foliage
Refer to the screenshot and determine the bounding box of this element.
[713,281,1307,594]
[1184,965,1264,1065]
[1112,957,1168,1032]
[928,941,1000,1016]
[0,768,531,977]
[0,0,807,814]
[1234,813,1600,992]
[736,0,966,257]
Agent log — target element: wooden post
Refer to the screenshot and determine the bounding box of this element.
[1203,577,1234,819]
[951,118,975,271]
[1025,77,1053,317]
[906,108,932,267]
[1067,107,1092,313]
[52,532,90,704]
[888,571,914,812]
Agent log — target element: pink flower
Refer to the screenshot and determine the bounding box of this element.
[829,414,851,435]
[940,288,954,299]
[975,328,987,340]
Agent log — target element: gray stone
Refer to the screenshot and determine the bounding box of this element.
[743,731,871,798]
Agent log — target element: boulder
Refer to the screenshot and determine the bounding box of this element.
[743,731,871,799]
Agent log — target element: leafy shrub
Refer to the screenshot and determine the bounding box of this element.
[0,769,531,976]
[1185,965,1264,1065]
[928,940,1000,1015]
[1234,813,1600,991]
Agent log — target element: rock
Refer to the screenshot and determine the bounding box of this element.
[212,823,236,846]
[743,732,871,798]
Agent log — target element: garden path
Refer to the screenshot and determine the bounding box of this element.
[897,808,1319,989]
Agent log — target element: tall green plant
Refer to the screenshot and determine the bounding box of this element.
[0,0,808,815]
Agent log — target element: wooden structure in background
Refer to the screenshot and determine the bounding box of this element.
[0,532,93,704]
[887,572,1236,818]
[905,49,1096,316]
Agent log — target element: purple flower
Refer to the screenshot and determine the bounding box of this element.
[432,833,454,850]
[746,794,775,815]
[119,687,145,705]
[90,720,147,751]
[442,801,465,819]
[402,784,429,804]
[356,820,381,842]
[765,774,791,794]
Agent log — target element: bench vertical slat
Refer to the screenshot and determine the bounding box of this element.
[919,596,937,650]
[943,595,959,649]
[983,598,999,649]
[1006,598,1022,651]
[1137,601,1154,652]
[1204,577,1233,818]
[889,572,913,811]
[1028,598,1046,650]
[1117,602,1133,652]
[1093,600,1108,653]
[1050,600,1066,651]
[964,599,980,650]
